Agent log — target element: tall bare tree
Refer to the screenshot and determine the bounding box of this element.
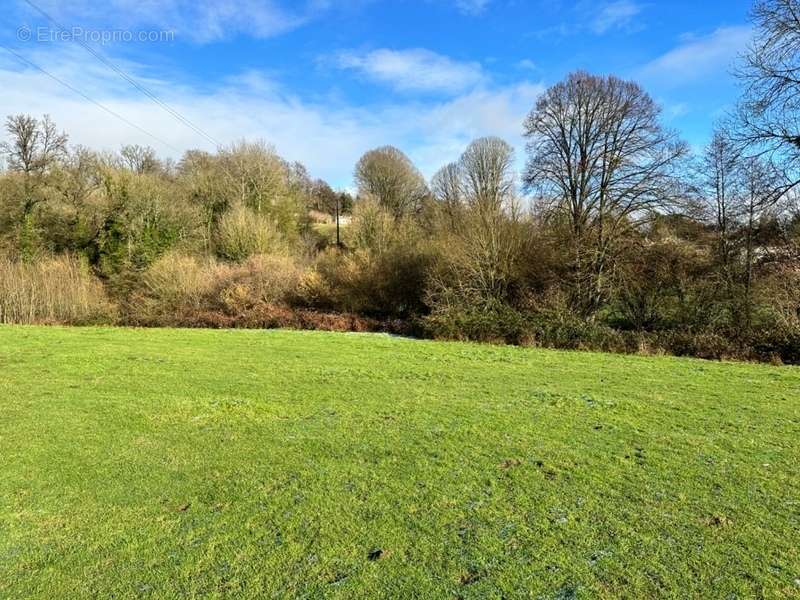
[736,0,800,194]
[427,137,524,310]
[218,141,289,214]
[431,162,463,227]
[354,146,428,218]
[523,71,687,313]
[459,137,516,215]
[738,155,785,324]
[700,127,787,325]
[701,127,742,277]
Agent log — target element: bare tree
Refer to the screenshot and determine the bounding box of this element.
[56,145,101,208]
[431,137,517,230]
[175,142,298,249]
[354,146,429,218]
[120,144,160,175]
[1,115,38,175]
[459,137,516,214]
[700,127,788,325]
[737,0,800,189]
[523,71,687,313]
[427,137,524,310]
[431,162,463,225]
[738,155,785,324]
[701,127,742,277]
[0,114,68,259]
[177,149,225,249]
[218,141,289,214]
[1,114,67,177]
[0,114,68,237]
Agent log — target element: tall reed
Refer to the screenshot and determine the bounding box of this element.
[0,255,114,325]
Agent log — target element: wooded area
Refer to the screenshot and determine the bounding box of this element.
[1,0,799,363]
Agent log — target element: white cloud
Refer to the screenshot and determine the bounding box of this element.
[535,1,644,39]
[334,48,487,94]
[641,26,752,85]
[408,82,543,172]
[16,0,326,43]
[665,102,690,119]
[670,103,690,117]
[590,1,643,34]
[454,0,491,16]
[0,45,543,186]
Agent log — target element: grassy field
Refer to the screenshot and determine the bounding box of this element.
[1,326,799,598]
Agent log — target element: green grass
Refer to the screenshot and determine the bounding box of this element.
[1,326,799,599]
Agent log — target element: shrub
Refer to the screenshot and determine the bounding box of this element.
[653,331,741,361]
[423,302,532,344]
[132,252,308,325]
[140,252,215,313]
[212,254,306,313]
[293,267,335,309]
[307,202,433,317]
[531,318,631,354]
[312,245,431,317]
[425,210,531,321]
[215,205,286,262]
[0,255,115,325]
[757,264,800,329]
[745,323,800,364]
[425,302,637,355]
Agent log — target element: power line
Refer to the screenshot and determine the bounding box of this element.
[21,0,222,149]
[0,43,181,153]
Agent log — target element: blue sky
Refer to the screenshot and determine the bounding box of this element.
[1,0,754,188]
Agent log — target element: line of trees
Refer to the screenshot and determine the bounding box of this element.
[1,0,799,362]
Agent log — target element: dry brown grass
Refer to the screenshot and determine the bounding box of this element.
[0,255,114,325]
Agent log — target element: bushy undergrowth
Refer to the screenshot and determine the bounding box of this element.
[215,205,286,262]
[2,248,797,363]
[126,251,411,334]
[421,303,798,364]
[133,252,303,324]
